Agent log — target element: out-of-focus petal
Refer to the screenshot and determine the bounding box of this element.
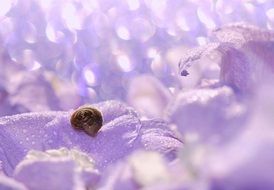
[167,86,247,143]
[218,40,274,93]
[94,100,138,123]
[127,75,172,118]
[0,174,27,190]
[7,71,61,112]
[97,162,138,190]
[176,87,274,190]
[98,151,176,190]
[139,119,183,160]
[14,148,99,190]
[207,85,274,190]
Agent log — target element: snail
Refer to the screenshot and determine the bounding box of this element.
[70,106,103,137]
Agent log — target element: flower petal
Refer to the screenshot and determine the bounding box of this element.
[167,86,247,143]
[139,119,183,160]
[98,151,180,190]
[14,148,100,190]
[0,100,141,175]
[0,174,27,190]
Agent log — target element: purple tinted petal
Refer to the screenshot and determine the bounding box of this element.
[99,151,182,190]
[94,100,138,124]
[178,43,220,77]
[0,174,27,190]
[98,162,138,190]
[179,24,274,93]
[212,23,274,46]
[8,73,61,113]
[140,119,183,160]
[13,148,100,190]
[207,130,274,190]
[0,101,141,174]
[219,40,274,93]
[167,86,247,143]
[14,160,85,190]
[127,75,172,118]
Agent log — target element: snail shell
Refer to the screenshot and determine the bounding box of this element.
[70,106,103,137]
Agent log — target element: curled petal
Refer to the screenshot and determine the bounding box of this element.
[140,119,183,160]
[166,86,248,143]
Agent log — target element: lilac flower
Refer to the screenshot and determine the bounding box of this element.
[139,119,182,160]
[13,148,100,190]
[166,86,247,143]
[179,23,274,93]
[178,114,274,190]
[127,75,172,118]
[98,151,184,190]
[0,100,182,187]
[0,173,27,190]
[0,70,61,116]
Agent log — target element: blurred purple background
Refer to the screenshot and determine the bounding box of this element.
[0,0,273,116]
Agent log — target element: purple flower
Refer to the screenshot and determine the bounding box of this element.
[179,23,274,94]
[0,100,182,189]
[166,86,247,143]
[139,119,183,160]
[13,148,100,190]
[127,75,172,118]
[0,174,27,190]
[98,151,184,190]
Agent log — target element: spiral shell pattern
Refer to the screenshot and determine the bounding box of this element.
[70,106,103,137]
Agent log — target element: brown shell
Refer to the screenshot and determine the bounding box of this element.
[70,106,103,137]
